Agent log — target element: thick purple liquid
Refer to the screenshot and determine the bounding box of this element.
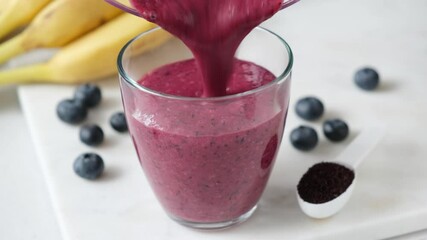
[126,59,287,222]
[130,0,282,97]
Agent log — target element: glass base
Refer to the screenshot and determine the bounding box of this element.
[169,205,258,230]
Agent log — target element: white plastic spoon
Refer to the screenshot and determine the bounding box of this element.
[297,125,385,219]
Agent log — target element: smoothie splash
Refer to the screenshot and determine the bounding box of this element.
[130,0,283,97]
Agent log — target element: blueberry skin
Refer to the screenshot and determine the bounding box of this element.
[56,99,88,124]
[290,126,319,151]
[74,84,102,108]
[73,153,104,180]
[79,124,104,146]
[295,97,324,121]
[110,112,128,132]
[323,119,349,142]
[354,67,380,90]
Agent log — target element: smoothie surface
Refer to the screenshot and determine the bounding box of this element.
[139,59,276,98]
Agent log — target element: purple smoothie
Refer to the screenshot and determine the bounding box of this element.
[124,59,289,222]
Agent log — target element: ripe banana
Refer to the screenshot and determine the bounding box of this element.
[0,14,171,85]
[0,0,52,40]
[0,0,123,64]
[0,0,11,15]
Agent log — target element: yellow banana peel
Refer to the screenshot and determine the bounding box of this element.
[0,14,172,85]
[0,0,52,40]
[0,0,123,64]
[0,0,12,15]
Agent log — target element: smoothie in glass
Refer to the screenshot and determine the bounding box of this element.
[130,59,286,223]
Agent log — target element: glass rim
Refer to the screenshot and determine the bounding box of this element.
[117,26,293,101]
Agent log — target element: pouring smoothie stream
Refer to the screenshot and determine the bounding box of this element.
[113,0,297,229]
[130,0,284,97]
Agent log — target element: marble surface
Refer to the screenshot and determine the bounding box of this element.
[3,0,427,239]
[0,86,61,240]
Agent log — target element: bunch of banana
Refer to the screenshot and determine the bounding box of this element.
[0,14,171,85]
[0,0,171,85]
[0,0,52,39]
[0,0,123,64]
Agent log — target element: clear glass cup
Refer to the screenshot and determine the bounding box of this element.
[118,27,293,229]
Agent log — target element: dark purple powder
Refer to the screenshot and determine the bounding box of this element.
[297,162,355,204]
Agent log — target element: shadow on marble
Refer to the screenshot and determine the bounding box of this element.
[99,166,122,182]
[377,79,397,93]
[0,86,19,112]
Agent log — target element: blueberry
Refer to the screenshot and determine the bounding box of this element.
[323,119,349,142]
[74,84,102,108]
[73,153,104,180]
[290,126,318,151]
[295,97,324,121]
[56,99,87,124]
[110,112,128,132]
[354,67,380,90]
[79,124,104,146]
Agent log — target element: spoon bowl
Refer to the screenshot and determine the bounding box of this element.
[297,125,385,219]
[298,179,356,219]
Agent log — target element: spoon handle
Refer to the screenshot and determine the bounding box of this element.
[334,124,386,169]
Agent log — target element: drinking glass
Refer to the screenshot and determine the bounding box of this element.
[118,27,293,229]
